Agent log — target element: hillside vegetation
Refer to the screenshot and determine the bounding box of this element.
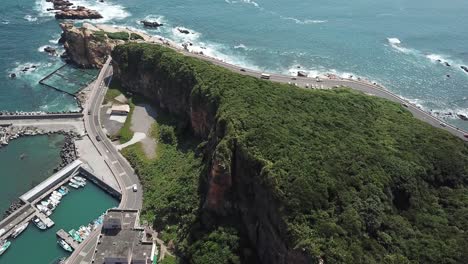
[112,43,468,264]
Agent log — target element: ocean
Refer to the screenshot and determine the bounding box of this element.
[0,0,467,260]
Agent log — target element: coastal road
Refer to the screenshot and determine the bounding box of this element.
[162,43,468,142]
[66,58,143,264]
[84,57,143,210]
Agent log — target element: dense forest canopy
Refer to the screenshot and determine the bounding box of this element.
[113,43,468,264]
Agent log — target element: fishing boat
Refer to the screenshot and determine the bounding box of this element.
[68,182,80,189]
[11,222,28,238]
[0,240,11,256]
[57,239,73,252]
[70,178,85,187]
[51,193,62,200]
[68,229,83,243]
[49,196,61,205]
[58,186,69,195]
[78,226,91,240]
[32,217,47,230]
[73,176,86,182]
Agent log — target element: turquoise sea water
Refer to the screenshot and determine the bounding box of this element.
[0,135,64,214]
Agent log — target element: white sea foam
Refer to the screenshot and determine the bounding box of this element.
[24,15,38,22]
[35,0,55,17]
[1,20,10,25]
[68,0,130,22]
[387,37,413,54]
[225,0,260,8]
[234,43,248,50]
[280,16,327,24]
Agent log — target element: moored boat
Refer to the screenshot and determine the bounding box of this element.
[11,222,28,238]
[73,176,86,182]
[57,239,73,252]
[52,191,63,198]
[70,178,85,187]
[0,240,11,256]
[68,182,80,189]
[68,229,83,243]
[32,216,47,230]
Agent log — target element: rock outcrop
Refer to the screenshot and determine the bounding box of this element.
[47,0,102,20]
[60,23,116,68]
[141,20,163,28]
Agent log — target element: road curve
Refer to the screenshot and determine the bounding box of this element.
[66,58,143,264]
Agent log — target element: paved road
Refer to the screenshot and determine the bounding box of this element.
[170,48,468,142]
[67,58,143,264]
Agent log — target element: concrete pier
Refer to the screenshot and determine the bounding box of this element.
[57,229,80,250]
[0,159,121,242]
[37,213,55,228]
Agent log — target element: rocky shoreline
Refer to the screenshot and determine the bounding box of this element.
[46,0,102,20]
[2,199,25,219]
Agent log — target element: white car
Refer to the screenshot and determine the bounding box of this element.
[132,184,138,192]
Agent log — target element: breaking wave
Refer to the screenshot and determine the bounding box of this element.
[280,16,327,24]
[24,15,38,22]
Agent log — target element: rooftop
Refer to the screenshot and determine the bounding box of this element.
[93,209,153,264]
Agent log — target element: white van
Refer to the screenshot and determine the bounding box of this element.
[260,73,270,79]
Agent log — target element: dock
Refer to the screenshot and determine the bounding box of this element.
[56,229,80,250]
[37,212,55,228]
[0,159,122,242]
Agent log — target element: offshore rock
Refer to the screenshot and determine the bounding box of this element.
[55,6,102,20]
[141,20,163,28]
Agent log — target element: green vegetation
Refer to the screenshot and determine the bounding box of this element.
[160,255,176,264]
[130,33,144,40]
[106,31,130,41]
[117,99,134,143]
[92,31,142,42]
[92,30,107,41]
[113,43,468,264]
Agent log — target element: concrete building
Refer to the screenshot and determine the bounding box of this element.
[111,104,130,115]
[92,209,155,264]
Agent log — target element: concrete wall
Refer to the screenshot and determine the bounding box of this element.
[0,113,83,120]
[79,167,122,200]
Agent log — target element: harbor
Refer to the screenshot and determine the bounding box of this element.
[0,159,120,263]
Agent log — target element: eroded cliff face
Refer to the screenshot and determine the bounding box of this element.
[112,44,313,264]
[60,23,118,68]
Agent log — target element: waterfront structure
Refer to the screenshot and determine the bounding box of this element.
[92,209,155,264]
[110,104,130,115]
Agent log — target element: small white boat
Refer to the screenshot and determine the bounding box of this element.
[41,200,50,206]
[68,182,80,189]
[32,217,47,230]
[11,222,29,238]
[70,179,85,187]
[52,191,63,198]
[73,176,86,182]
[57,239,73,252]
[51,193,62,200]
[49,196,61,204]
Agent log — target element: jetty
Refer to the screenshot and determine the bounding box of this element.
[56,229,80,250]
[0,159,121,242]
